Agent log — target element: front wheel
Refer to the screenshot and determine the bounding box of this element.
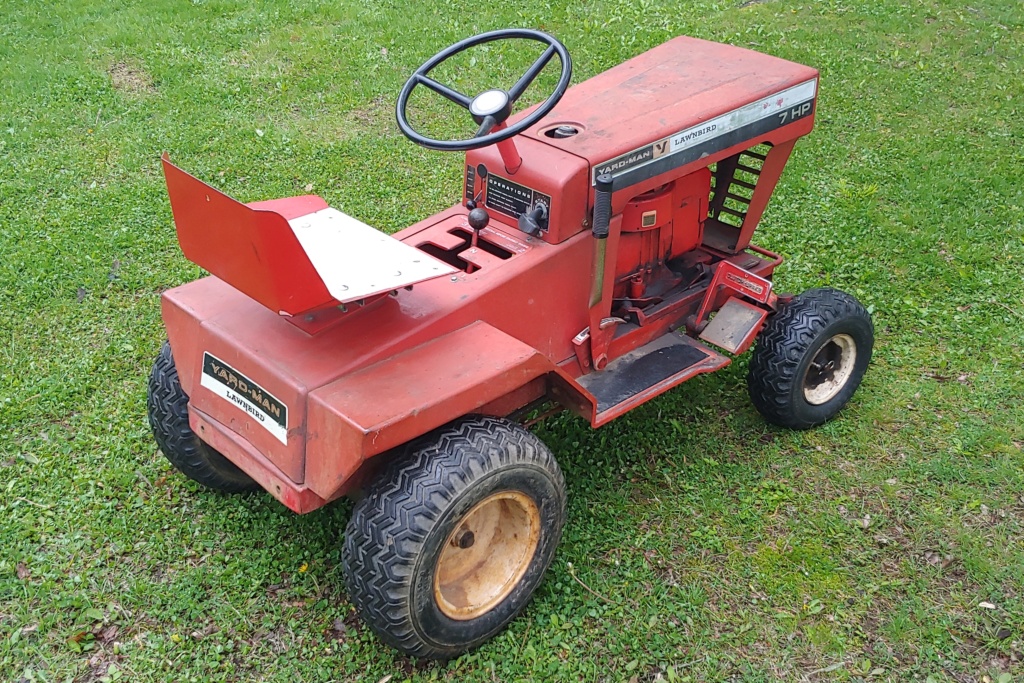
[342,416,566,659]
[747,288,873,429]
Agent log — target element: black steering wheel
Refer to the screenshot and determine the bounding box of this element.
[396,28,572,151]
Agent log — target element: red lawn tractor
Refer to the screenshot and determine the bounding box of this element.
[149,29,873,658]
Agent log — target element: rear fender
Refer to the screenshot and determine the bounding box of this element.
[304,322,559,501]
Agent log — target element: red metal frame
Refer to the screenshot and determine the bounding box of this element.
[693,260,776,329]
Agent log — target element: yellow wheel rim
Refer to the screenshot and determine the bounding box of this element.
[803,333,857,405]
[434,491,541,620]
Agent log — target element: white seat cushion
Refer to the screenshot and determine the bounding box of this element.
[288,208,457,304]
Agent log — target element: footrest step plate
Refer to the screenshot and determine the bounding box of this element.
[577,331,730,425]
[698,296,768,354]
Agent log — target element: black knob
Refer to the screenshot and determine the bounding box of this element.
[468,207,490,232]
[518,202,548,236]
[592,174,613,239]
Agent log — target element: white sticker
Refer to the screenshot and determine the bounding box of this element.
[667,79,818,154]
[200,352,288,445]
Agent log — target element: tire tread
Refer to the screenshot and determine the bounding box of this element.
[342,415,565,658]
[147,341,258,493]
[748,287,873,429]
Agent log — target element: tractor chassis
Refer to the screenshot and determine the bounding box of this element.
[167,237,783,515]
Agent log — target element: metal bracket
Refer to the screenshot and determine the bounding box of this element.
[572,327,592,373]
[693,260,775,330]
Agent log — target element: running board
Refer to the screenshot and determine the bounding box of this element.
[576,331,730,426]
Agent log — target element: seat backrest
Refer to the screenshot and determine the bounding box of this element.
[162,154,336,317]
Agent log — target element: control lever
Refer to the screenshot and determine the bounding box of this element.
[592,173,612,239]
[468,207,490,243]
[589,173,614,310]
[465,207,490,274]
[518,202,548,236]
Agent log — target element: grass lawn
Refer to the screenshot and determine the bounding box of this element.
[2,0,1023,680]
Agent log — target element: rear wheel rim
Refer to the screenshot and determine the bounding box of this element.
[434,491,540,620]
[803,333,857,405]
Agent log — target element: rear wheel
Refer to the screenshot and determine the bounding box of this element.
[342,416,566,659]
[747,288,873,429]
[147,341,258,492]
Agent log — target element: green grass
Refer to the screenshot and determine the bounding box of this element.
[2,0,1023,680]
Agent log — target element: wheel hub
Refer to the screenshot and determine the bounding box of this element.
[434,491,540,620]
[802,333,857,405]
[454,529,476,549]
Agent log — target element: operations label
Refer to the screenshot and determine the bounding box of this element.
[485,173,551,220]
[200,352,288,445]
[593,78,818,188]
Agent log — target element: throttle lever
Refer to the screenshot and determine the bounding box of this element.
[592,173,613,239]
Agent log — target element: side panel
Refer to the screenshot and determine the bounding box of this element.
[304,322,558,501]
[189,406,327,513]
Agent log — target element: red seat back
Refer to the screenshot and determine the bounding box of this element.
[162,154,336,317]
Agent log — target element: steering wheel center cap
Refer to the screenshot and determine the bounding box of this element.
[469,89,511,118]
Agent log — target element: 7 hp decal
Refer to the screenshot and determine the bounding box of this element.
[778,101,813,125]
[200,352,288,445]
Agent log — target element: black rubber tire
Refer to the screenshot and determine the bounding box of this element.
[147,341,258,493]
[747,287,873,430]
[342,415,566,659]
